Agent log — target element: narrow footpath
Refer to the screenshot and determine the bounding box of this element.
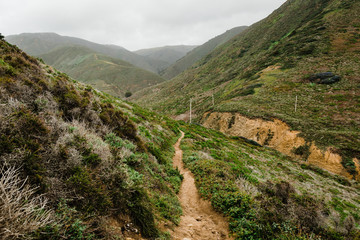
[171,131,233,240]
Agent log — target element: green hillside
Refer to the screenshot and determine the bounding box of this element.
[160,26,248,79]
[1,35,360,239]
[135,45,197,70]
[6,32,166,73]
[39,45,165,97]
[133,0,360,178]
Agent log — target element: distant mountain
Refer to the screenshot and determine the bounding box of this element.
[6,32,165,73]
[39,45,165,97]
[135,45,197,69]
[160,26,248,79]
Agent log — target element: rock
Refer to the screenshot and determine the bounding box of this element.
[309,72,334,81]
[196,216,202,221]
[308,72,341,85]
[319,75,341,84]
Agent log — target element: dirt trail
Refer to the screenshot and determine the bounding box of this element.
[171,131,232,240]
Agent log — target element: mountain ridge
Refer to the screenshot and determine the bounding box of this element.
[6,32,165,73]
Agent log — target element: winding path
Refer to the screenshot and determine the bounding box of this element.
[171,131,232,240]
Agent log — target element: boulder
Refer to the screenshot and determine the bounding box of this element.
[308,72,341,85]
[319,75,341,84]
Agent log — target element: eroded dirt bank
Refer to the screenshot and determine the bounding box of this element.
[171,131,233,240]
[202,112,360,181]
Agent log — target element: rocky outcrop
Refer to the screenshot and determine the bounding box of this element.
[201,112,360,181]
[308,72,341,84]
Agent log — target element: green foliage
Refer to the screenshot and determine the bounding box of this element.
[128,190,159,238]
[152,193,182,225]
[105,133,136,151]
[125,91,132,98]
[293,144,311,159]
[67,167,112,213]
[147,142,167,164]
[31,200,94,240]
[82,153,101,167]
[179,121,360,239]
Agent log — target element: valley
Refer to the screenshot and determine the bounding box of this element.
[1,0,360,239]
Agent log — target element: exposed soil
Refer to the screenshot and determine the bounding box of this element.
[201,112,360,181]
[171,131,233,240]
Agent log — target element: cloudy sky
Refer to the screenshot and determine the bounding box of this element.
[0,0,286,51]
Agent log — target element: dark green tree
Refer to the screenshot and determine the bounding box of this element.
[125,91,132,98]
[0,33,4,40]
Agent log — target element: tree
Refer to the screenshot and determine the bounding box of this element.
[125,91,132,98]
[0,33,4,40]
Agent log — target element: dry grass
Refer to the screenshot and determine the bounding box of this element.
[0,167,54,239]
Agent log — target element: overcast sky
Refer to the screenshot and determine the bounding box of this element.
[0,0,286,51]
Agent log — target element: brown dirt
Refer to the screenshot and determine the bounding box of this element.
[171,131,233,240]
[201,112,360,181]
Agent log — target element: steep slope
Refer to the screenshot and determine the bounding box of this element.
[39,45,165,97]
[1,37,360,239]
[160,26,248,79]
[133,0,360,180]
[6,32,165,73]
[135,45,197,70]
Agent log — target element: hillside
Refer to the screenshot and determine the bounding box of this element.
[1,36,360,239]
[6,32,165,73]
[160,26,248,79]
[133,0,360,180]
[39,45,165,97]
[135,45,197,70]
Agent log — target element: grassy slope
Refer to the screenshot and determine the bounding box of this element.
[39,45,165,97]
[160,26,248,80]
[133,0,360,174]
[0,39,181,239]
[6,32,166,73]
[1,38,360,239]
[179,123,360,239]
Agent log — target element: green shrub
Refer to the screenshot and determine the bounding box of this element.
[67,167,112,213]
[82,153,101,167]
[147,142,167,164]
[125,91,132,98]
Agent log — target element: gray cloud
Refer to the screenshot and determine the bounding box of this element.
[0,0,286,50]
